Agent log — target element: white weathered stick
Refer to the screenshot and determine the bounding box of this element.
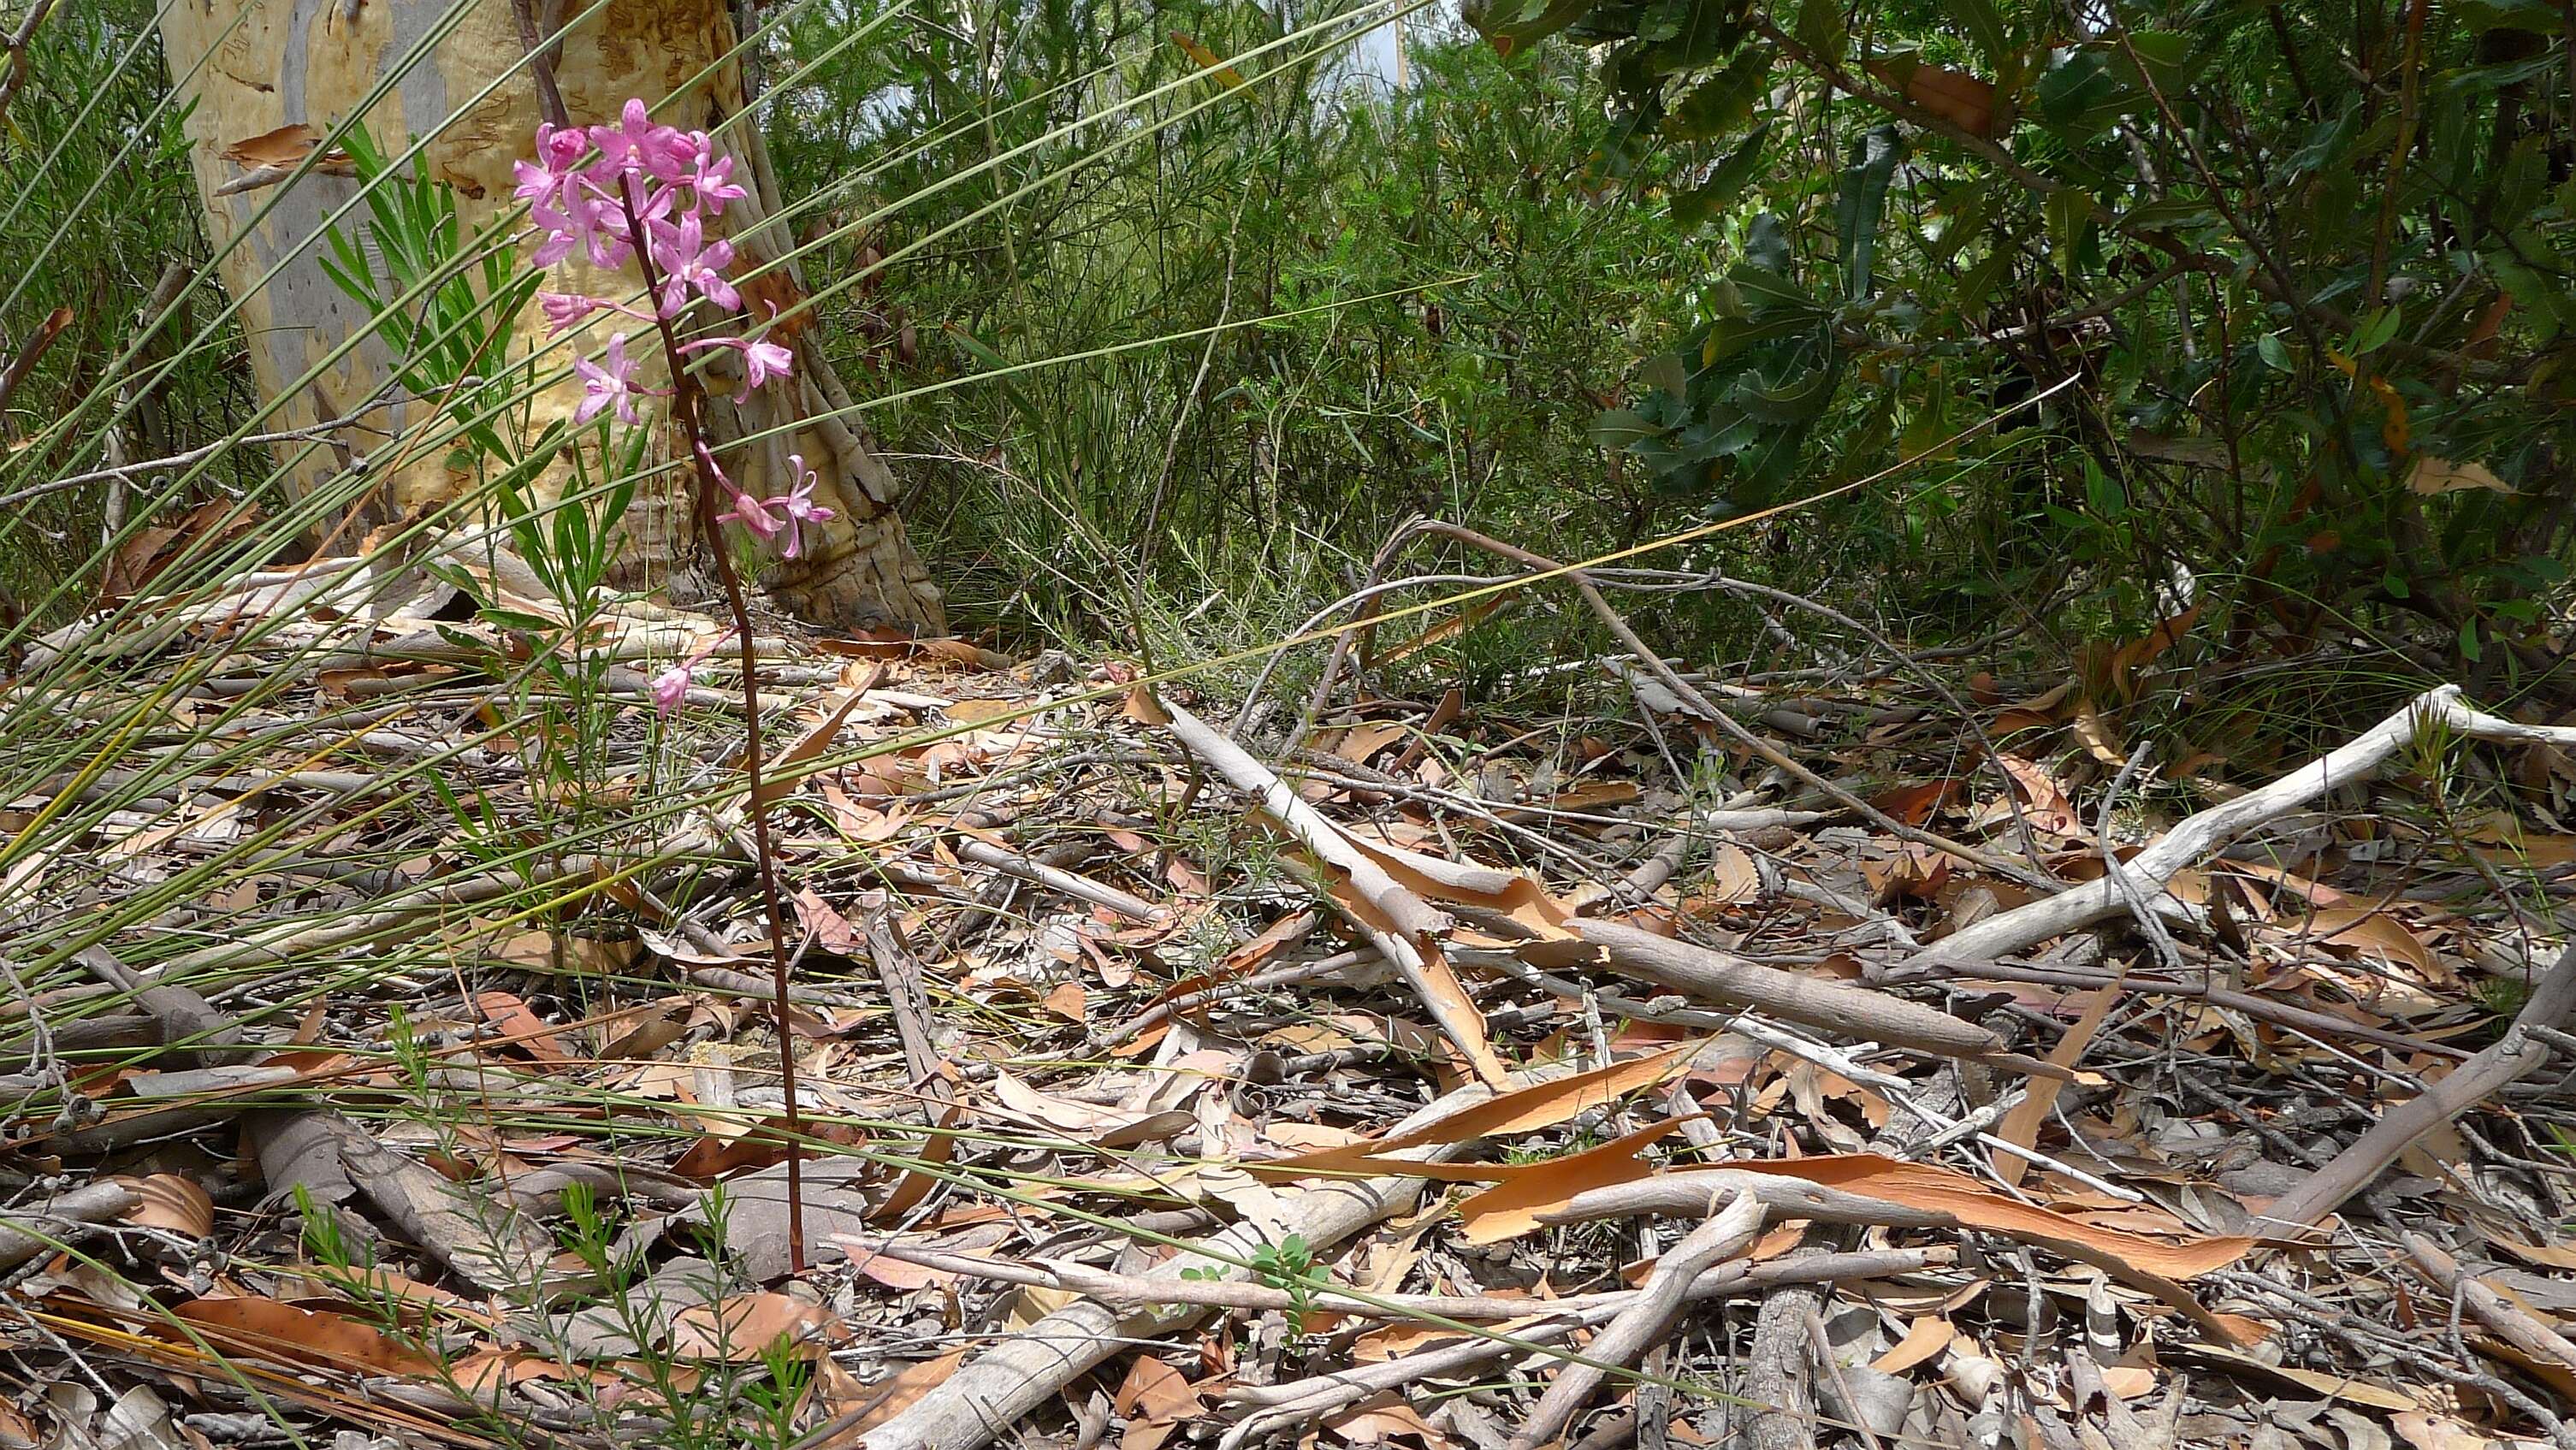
[952,839,1168,925]
[850,1066,1569,1450]
[1508,1191,1762,1450]
[1157,696,1506,1083]
[1922,686,2576,965]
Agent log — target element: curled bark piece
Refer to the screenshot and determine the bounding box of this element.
[252,1110,553,1297]
[1554,917,2070,1080]
[2253,941,2576,1233]
[1157,695,1507,1085]
[1921,685,2576,966]
[1508,1192,1763,1450]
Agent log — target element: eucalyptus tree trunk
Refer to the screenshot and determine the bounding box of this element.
[157,0,945,632]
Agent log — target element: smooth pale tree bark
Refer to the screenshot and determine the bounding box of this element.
[157,0,945,631]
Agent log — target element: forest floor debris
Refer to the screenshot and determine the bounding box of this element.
[7,553,2576,1450]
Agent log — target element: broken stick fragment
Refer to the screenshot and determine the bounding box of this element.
[1916,684,2576,967]
[1553,915,2076,1080]
[1156,695,1509,1085]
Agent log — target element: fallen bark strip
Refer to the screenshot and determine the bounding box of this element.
[1157,695,1507,1084]
[1551,916,2074,1080]
[251,1109,554,1297]
[0,1183,142,1270]
[1535,1169,2257,1346]
[1507,1192,1763,1450]
[1922,685,2576,966]
[845,1065,1579,1450]
[2253,940,2576,1233]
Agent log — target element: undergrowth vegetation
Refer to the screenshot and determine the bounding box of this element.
[6,1,2576,1447]
[11,0,2576,736]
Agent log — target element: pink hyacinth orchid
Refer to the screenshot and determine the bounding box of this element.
[537,291,599,334]
[774,454,836,559]
[648,661,695,715]
[512,122,588,218]
[648,628,737,716]
[647,212,740,316]
[533,100,822,562]
[676,334,795,401]
[691,152,748,212]
[572,332,645,426]
[714,485,785,542]
[742,338,793,392]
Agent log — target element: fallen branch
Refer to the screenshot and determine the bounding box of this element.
[2403,1231,2576,1369]
[1535,1168,2257,1346]
[1508,1191,1763,1450]
[953,838,1167,925]
[1212,1248,1945,1450]
[850,1234,1929,1328]
[1740,1270,1822,1450]
[2253,940,2576,1233]
[1155,695,1507,1084]
[1550,916,2073,1080]
[845,1064,1572,1450]
[1920,686,2576,966]
[1884,957,2471,1061]
[0,1183,140,1270]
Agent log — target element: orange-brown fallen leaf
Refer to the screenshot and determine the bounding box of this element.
[826,1350,968,1437]
[221,123,354,174]
[667,1293,849,1362]
[168,1296,442,1377]
[1249,1043,1697,1184]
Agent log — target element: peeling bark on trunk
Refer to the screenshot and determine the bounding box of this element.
[157,0,945,632]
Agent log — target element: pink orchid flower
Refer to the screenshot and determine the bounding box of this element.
[573,332,644,426]
[774,454,836,559]
[647,212,740,316]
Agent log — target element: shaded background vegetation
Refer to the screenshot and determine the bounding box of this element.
[9,0,2576,758]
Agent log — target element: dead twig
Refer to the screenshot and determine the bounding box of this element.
[2255,939,2576,1232]
[1414,523,2059,892]
[0,0,58,131]
[847,1062,1580,1450]
[0,1183,140,1270]
[1157,695,1507,1085]
[1507,1191,1762,1450]
[2403,1232,2576,1368]
[1922,685,2576,966]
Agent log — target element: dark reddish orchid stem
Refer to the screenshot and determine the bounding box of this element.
[616,181,808,1273]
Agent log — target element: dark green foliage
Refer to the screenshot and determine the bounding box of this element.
[1472,0,2576,688]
